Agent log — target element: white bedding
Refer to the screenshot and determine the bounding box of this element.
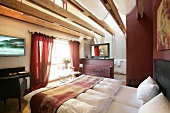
[107,102,139,113]
[23,75,140,113]
[57,99,99,113]
[115,86,144,108]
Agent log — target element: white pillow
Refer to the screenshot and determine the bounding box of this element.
[138,93,170,113]
[137,76,159,103]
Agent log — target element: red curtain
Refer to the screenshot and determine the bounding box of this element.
[30,32,54,91]
[68,40,80,71]
[94,46,100,56]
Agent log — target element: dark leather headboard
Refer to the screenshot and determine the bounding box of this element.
[154,59,170,102]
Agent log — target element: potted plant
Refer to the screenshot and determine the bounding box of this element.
[62,58,71,69]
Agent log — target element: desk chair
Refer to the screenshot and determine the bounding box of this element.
[0,76,21,111]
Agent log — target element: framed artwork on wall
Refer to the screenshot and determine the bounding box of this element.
[157,0,170,50]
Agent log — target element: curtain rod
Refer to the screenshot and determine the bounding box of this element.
[28,30,68,41]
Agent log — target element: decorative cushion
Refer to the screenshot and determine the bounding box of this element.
[138,93,170,113]
[137,76,159,103]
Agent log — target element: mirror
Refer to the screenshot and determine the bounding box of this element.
[90,43,110,58]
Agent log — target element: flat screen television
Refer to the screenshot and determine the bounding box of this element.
[90,43,110,58]
[0,35,25,56]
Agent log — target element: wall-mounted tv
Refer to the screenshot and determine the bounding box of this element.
[90,43,110,58]
[0,35,25,56]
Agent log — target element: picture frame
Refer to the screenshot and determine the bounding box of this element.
[157,0,170,50]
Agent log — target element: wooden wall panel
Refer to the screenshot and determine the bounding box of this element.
[126,0,153,87]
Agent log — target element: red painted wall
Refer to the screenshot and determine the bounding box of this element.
[126,0,154,86]
[153,0,170,61]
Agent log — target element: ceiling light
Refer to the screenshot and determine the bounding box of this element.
[76,0,108,20]
[114,0,136,15]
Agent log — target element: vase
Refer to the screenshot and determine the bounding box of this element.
[65,63,68,69]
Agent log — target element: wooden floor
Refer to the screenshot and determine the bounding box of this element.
[114,74,126,82]
[0,74,126,113]
[0,98,28,113]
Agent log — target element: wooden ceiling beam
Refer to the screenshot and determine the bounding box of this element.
[27,0,104,37]
[100,0,126,34]
[0,0,95,38]
[0,6,88,38]
[64,0,115,35]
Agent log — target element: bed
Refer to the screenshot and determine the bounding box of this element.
[23,59,170,113]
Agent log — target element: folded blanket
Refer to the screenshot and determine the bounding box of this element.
[85,89,110,98]
[103,78,123,86]
[58,99,99,113]
[76,92,112,112]
[99,81,121,94]
[92,84,115,99]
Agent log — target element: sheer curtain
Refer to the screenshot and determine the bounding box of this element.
[30,32,54,91]
[68,40,80,71]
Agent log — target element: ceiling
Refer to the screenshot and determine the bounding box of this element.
[64,0,126,35]
[0,0,130,38]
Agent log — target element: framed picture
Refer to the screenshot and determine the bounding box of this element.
[157,0,170,50]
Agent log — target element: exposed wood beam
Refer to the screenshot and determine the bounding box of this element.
[27,0,104,37]
[0,6,89,38]
[0,0,95,38]
[64,0,115,35]
[100,0,126,34]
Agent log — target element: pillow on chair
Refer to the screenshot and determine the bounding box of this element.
[138,93,170,113]
[137,76,159,103]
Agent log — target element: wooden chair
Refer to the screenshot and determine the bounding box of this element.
[0,76,21,111]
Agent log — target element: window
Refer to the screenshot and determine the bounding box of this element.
[51,40,70,64]
[49,40,71,82]
[54,0,67,10]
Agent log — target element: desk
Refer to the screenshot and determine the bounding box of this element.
[0,73,32,92]
[0,67,32,93]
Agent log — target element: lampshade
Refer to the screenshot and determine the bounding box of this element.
[113,0,136,15]
[76,0,108,20]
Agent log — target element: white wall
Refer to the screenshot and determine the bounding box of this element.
[94,33,126,59]
[94,31,126,74]
[0,15,78,71]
